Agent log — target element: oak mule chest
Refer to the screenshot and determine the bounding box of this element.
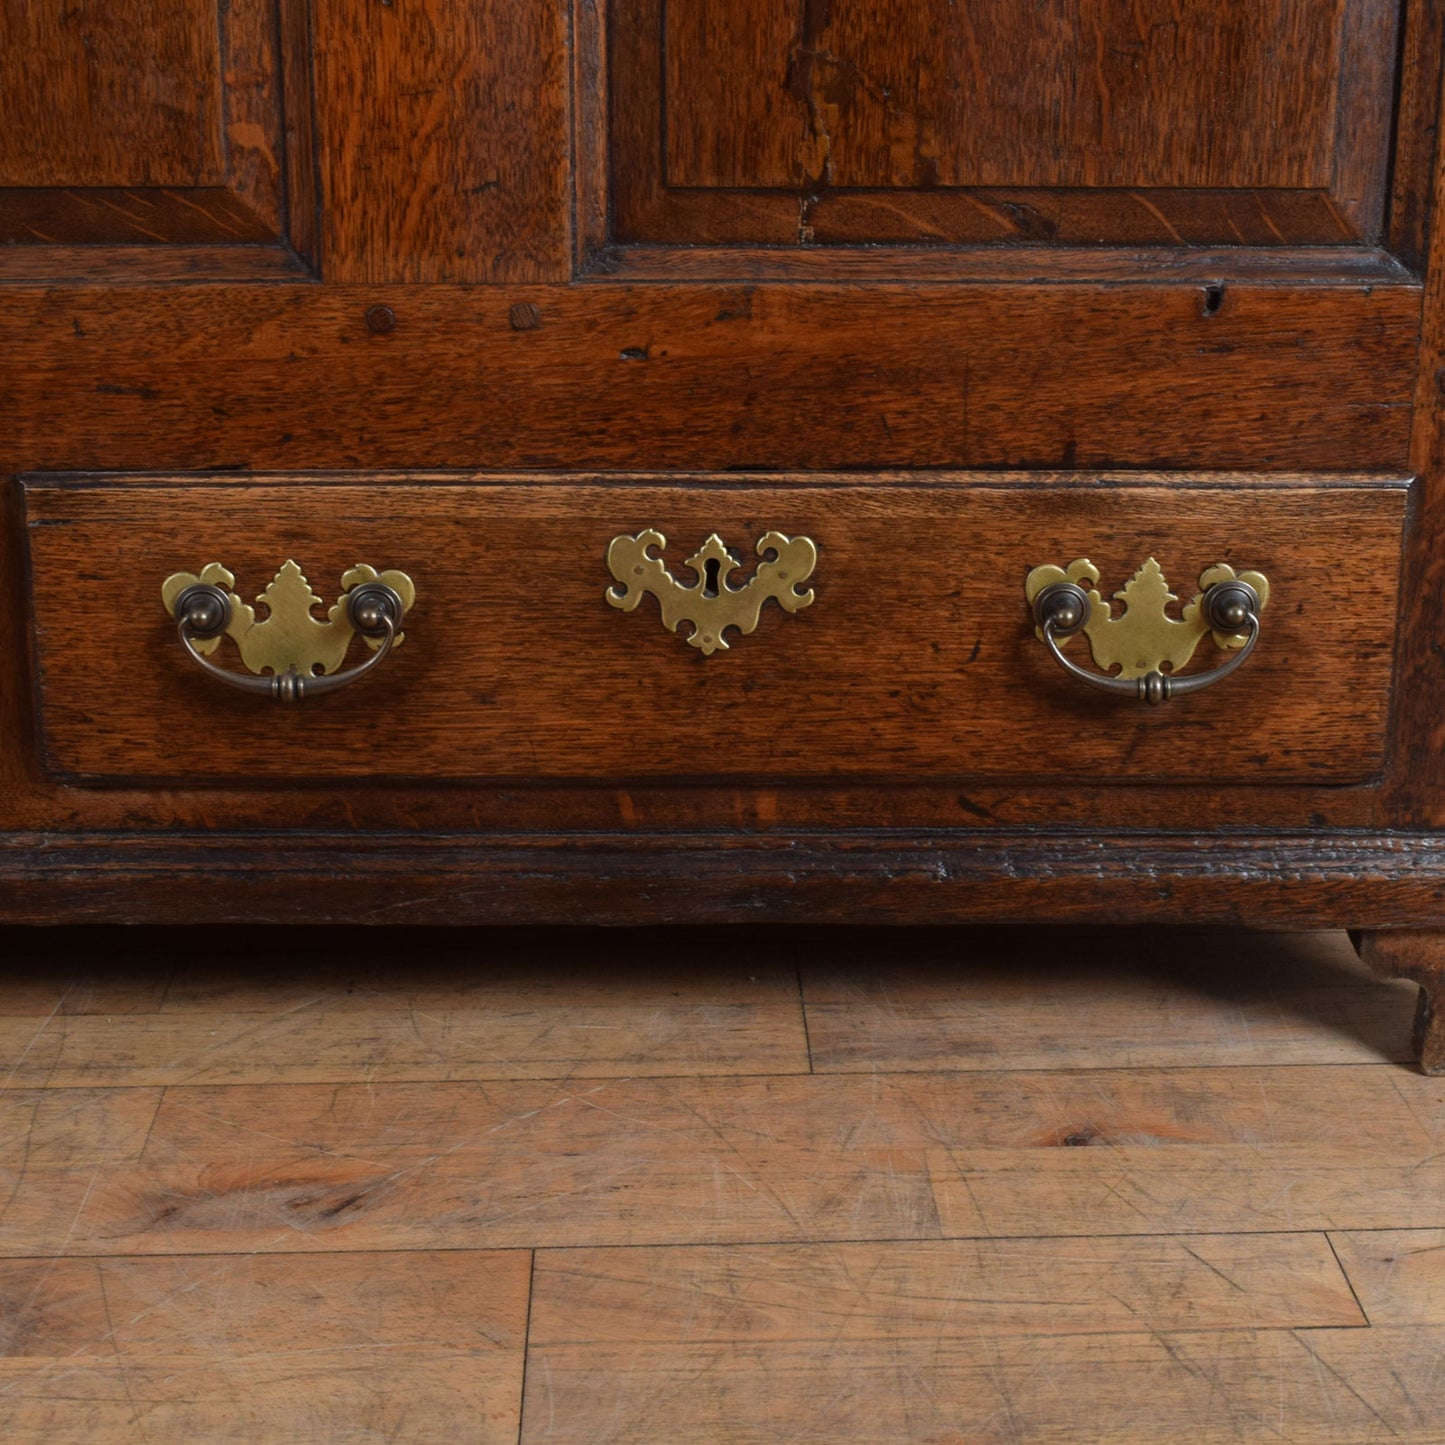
[4,0,1445,1072]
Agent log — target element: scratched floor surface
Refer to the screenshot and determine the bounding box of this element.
[0,926,1442,1443]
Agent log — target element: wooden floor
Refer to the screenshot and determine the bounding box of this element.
[1,926,1443,1443]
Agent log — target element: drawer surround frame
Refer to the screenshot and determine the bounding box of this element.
[20,471,1412,792]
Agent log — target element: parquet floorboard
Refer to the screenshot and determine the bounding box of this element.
[0,1252,530,1442]
[531,1234,1366,1339]
[0,930,809,1084]
[6,1063,1443,1256]
[523,1326,1445,1444]
[1329,1228,1445,1323]
[0,926,1441,1443]
[802,930,1420,1070]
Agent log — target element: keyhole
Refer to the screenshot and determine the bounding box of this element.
[702,556,721,598]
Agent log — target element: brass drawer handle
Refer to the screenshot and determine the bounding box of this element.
[1025,558,1268,706]
[161,561,415,702]
[606,530,816,654]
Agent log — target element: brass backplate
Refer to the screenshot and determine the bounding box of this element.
[1024,557,1269,678]
[161,561,416,675]
[606,531,816,654]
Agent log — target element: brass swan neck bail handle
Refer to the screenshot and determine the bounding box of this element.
[1026,558,1268,705]
[162,561,415,702]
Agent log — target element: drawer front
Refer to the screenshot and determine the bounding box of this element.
[23,474,1407,785]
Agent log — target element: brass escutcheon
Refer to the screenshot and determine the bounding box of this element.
[1025,557,1268,705]
[161,560,416,702]
[606,530,816,654]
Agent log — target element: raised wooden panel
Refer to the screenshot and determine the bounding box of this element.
[667,0,1343,191]
[0,0,224,187]
[599,0,1404,259]
[0,0,314,278]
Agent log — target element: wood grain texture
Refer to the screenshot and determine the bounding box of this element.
[0,245,314,283]
[0,456,1392,844]
[1386,0,1445,270]
[608,0,1399,248]
[1,0,1443,937]
[312,0,569,281]
[0,0,301,265]
[0,460,1399,843]
[0,0,224,188]
[1391,0,1445,828]
[2,1063,1442,1257]
[276,0,319,270]
[0,187,278,247]
[1332,0,1403,241]
[609,178,1377,250]
[0,786,1393,840]
[0,1087,163,1168]
[573,0,610,271]
[526,1237,1387,1443]
[0,697,1396,839]
[668,0,1349,189]
[0,283,1416,473]
[592,244,1414,283]
[0,928,1410,1085]
[1330,1229,1445,1323]
[0,943,809,1084]
[0,1252,530,1442]
[0,960,170,1017]
[0,452,1401,852]
[14,833,1445,928]
[532,1235,1366,1344]
[0,929,1442,1443]
[524,1326,1445,1444]
[803,929,1419,1071]
[23,477,1408,784]
[1353,931,1445,1074]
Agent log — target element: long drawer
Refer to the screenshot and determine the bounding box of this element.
[22,473,1408,785]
